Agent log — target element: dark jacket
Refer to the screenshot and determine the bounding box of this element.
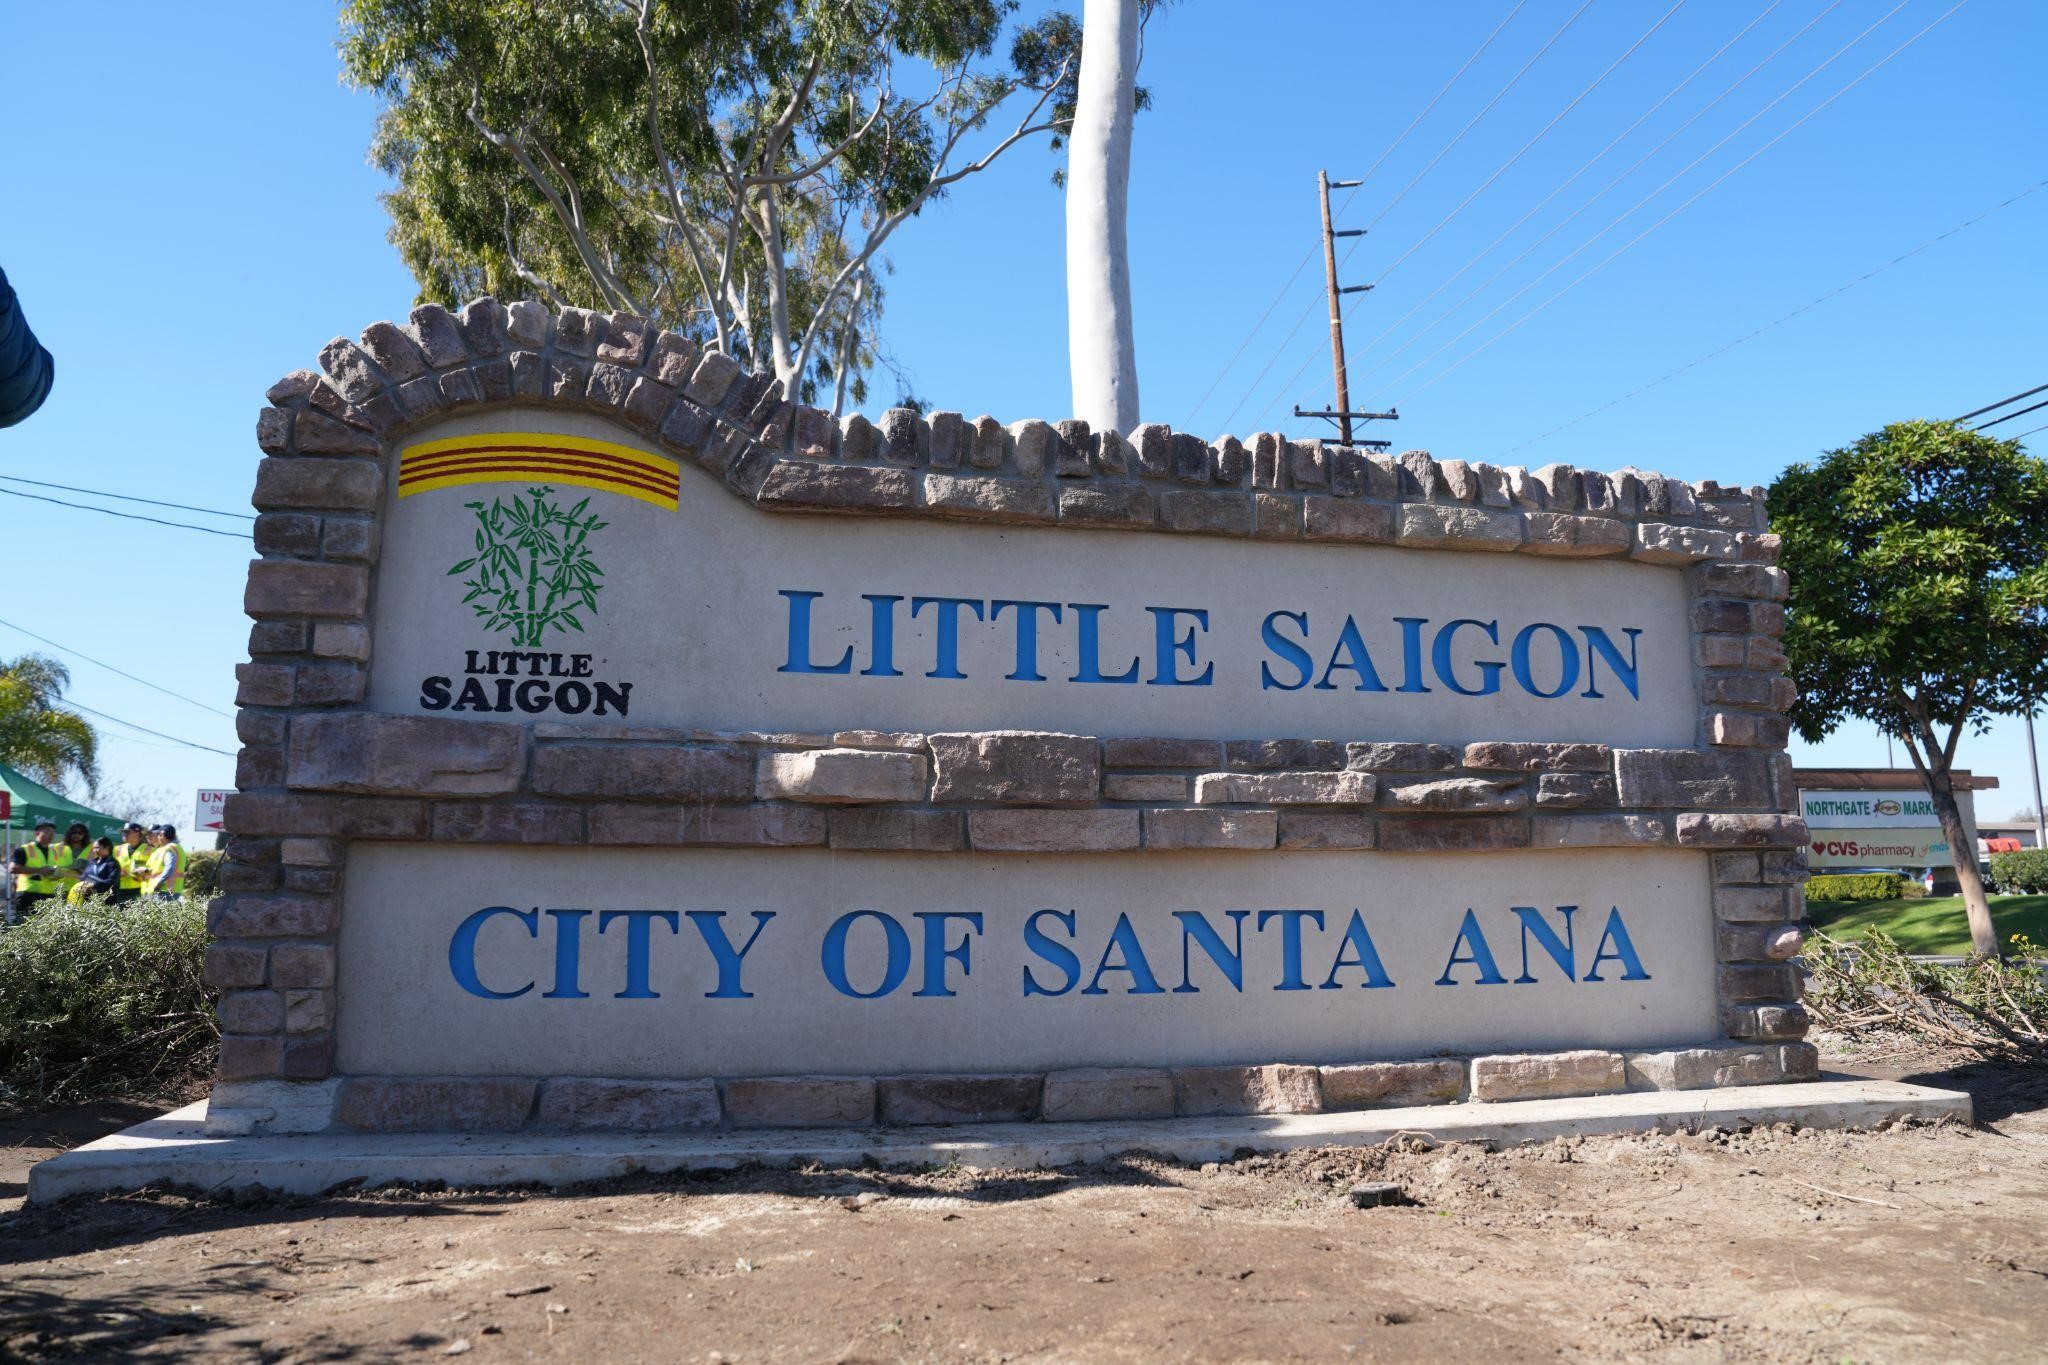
[0,266,55,428]
[78,855,120,895]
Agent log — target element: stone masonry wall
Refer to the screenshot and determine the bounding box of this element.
[209,299,1813,1135]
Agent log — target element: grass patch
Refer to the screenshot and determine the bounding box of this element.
[1806,893,2048,956]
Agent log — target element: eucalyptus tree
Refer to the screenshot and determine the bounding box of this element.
[342,0,1079,410]
[1063,0,1140,434]
[1772,420,2048,959]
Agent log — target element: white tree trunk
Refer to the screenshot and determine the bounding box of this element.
[1065,0,1141,434]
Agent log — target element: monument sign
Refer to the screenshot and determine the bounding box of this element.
[209,301,1812,1134]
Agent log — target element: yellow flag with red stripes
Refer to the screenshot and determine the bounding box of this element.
[397,432,681,510]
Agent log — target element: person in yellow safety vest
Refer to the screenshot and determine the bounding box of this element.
[111,821,150,905]
[142,824,186,897]
[10,818,74,920]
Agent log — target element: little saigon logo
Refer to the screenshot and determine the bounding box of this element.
[400,430,673,718]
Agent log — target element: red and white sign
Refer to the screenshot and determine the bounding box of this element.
[194,789,231,834]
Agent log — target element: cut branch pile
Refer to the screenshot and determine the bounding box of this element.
[1804,930,2048,1058]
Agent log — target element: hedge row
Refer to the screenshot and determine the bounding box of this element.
[1989,849,2048,895]
[1805,872,1905,902]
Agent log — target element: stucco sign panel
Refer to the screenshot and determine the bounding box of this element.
[369,410,1696,746]
[215,299,1814,1135]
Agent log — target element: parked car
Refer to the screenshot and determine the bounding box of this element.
[1916,863,1994,896]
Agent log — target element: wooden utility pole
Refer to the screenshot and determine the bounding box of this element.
[1295,170,1397,450]
[1317,170,1353,446]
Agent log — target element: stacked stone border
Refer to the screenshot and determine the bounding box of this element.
[212,299,1813,1135]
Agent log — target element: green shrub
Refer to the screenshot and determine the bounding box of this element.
[184,849,222,898]
[0,897,216,1107]
[1989,849,2048,894]
[1805,872,1904,902]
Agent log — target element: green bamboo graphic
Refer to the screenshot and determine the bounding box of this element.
[446,486,608,644]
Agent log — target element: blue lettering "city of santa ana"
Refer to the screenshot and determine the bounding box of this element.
[778,590,1644,700]
[448,904,1649,1002]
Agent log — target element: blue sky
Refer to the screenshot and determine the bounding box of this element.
[2,0,2044,825]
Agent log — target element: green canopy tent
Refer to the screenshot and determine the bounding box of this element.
[1,760,125,844]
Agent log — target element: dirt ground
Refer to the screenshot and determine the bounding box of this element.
[4,1043,2046,1363]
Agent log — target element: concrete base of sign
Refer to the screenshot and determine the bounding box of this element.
[28,1076,1968,1204]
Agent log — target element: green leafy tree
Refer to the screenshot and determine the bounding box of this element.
[1772,420,2048,958]
[0,654,99,794]
[341,0,1078,412]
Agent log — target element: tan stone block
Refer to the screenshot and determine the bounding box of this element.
[1103,737,1226,769]
[334,1078,535,1132]
[1531,814,1672,847]
[1462,741,1610,773]
[244,560,369,619]
[1377,815,1529,852]
[1193,771,1375,805]
[535,1078,720,1130]
[1143,807,1277,849]
[287,713,524,797]
[1041,1068,1176,1121]
[284,989,332,1034]
[1470,1050,1624,1102]
[531,743,752,801]
[756,747,928,803]
[310,622,372,661]
[930,732,1100,804]
[1172,1064,1322,1116]
[1275,811,1375,849]
[877,1073,1042,1125]
[1382,778,1528,813]
[827,809,964,851]
[968,809,1139,852]
[1103,773,1190,802]
[1624,1044,1783,1092]
[1319,1060,1465,1109]
[218,989,286,1035]
[269,943,336,989]
[721,1076,874,1128]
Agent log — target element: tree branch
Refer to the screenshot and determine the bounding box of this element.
[786,59,1070,381]
[467,99,646,314]
[635,0,725,349]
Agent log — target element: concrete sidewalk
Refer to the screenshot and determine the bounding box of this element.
[27,1076,1971,1204]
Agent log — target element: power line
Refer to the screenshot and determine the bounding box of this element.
[2010,421,2048,441]
[1178,0,1532,428]
[1492,178,2048,459]
[1364,0,1598,235]
[1369,0,1689,292]
[1220,0,1593,433]
[0,615,236,719]
[1957,383,2048,423]
[1342,1,1787,391]
[0,474,254,521]
[59,701,237,759]
[1351,0,1859,395]
[1978,397,2048,430]
[1387,0,1951,402]
[0,484,252,539]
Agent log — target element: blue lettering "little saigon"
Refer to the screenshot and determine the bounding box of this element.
[774,589,1642,701]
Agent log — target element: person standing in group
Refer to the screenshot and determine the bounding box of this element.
[69,837,121,904]
[111,822,149,904]
[142,824,185,899]
[58,822,91,897]
[10,817,74,919]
